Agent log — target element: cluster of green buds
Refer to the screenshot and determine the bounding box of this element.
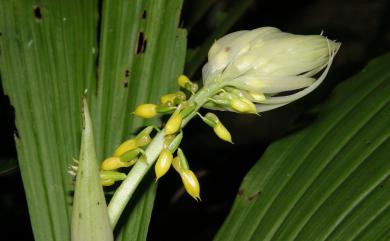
[99,126,154,186]
[96,26,340,203]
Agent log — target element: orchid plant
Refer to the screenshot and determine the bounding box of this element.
[71,27,340,240]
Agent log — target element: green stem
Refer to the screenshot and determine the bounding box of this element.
[107,83,221,228]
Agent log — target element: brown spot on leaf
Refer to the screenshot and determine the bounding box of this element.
[247,191,261,202]
[136,32,147,55]
[237,189,245,196]
[141,10,147,19]
[33,6,42,20]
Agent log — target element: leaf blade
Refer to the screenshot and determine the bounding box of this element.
[214,54,390,241]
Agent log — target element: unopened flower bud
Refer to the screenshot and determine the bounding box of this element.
[230,97,257,114]
[160,91,187,106]
[176,148,190,170]
[134,104,157,118]
[119,148,144,163]
[100,170,127,186]
[114,127,153,157]
[172,156,183,173]
[101,157,134,171]
[114,139,137,157]
[165,111,182,135]
[214,122,233,143]
[155,149,173,180]
[202,27,340,112]
[178,74,198,93]
[179,103,196,118]
[155,105,176,114]
[200,113,233,143]
[180,169,201,201]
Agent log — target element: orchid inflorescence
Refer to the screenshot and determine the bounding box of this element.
[99,75,214,201]
[94,27,340,202]
[67,27,340,209]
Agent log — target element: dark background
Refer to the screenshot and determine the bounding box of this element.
[1,0,389,240]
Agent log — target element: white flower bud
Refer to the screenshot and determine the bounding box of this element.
[202,27,340,112]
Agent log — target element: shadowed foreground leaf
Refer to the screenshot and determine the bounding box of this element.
[214,53,390,241]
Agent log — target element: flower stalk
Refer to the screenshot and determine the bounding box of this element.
[100,26,340,228]
[107,82,223,227]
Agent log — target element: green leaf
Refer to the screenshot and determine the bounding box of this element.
[0,0,186,241]
[0,1,98,240]
[214,53,390,241]
[71,99,113,241]
[93,0,186,240]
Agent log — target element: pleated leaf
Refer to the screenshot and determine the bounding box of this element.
[214,53,390,241]
[0,0,186,241]
[0,1,98,240]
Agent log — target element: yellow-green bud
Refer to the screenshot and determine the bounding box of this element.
[155,149,173,180]
[135,134,152,147]
[230,97,257,114]
[178,74,198,93]
[101,157,134,171]
[160,91,186,106]
[134,104,157,118]
[172,156,182,173]
[114,130,152,157]
[180,169,201,201]
[172,153,189,173]
[176,148,190,170]
[114,139,137,157]
[100,170,127,186]
[214,123,233,143]
[165,111,182,135]
[203,113,219,127]
[178,74,190,87]
[119,148,143,163]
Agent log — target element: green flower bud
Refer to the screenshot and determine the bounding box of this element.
[100,170,127,186]
[176,148,190,170]
[178,74,198,93]
[155,149,173,180]
[101,157,134,171]
[134,103,157,118]
[202,27,340,112]
[160,91,187,106]
[165,111,182,135]
[180,169,201,201]
[214,122,233,144]
[230,97,257,114]
[114,126,153,157]
[155,105,176,114]
[200,113,233,143]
